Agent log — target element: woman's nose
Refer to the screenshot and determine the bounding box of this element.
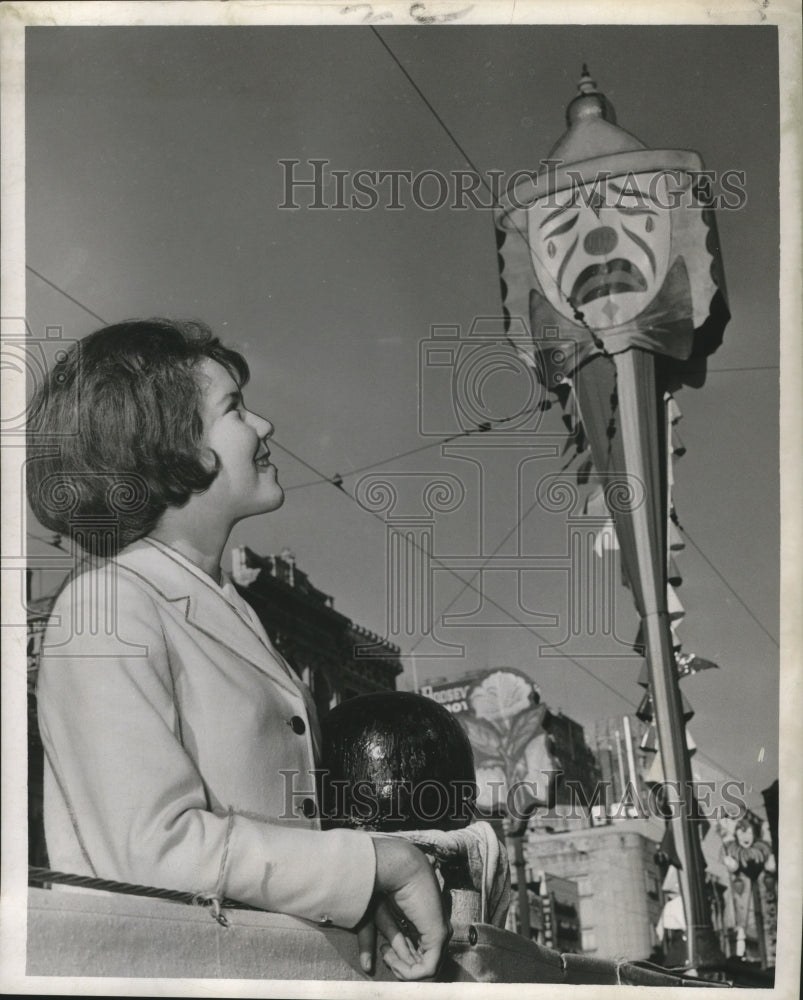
[583,226,618,256]
[249,412,274,438]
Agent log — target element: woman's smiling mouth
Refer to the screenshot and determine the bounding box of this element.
[254,447,273,470]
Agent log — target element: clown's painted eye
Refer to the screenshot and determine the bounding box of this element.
[646,216,654,233]
[548,240,556,258]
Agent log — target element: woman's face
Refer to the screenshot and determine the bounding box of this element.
[196,358,284,525]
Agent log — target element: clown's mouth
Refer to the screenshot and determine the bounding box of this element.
[570,259,647,306]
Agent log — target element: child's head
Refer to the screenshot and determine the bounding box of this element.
[27,318,250,553]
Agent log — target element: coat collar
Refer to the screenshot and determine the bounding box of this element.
[113,538,303,699]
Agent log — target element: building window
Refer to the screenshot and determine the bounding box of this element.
[581,929,597,952]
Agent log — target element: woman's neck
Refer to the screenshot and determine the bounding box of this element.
[149,508,231,585]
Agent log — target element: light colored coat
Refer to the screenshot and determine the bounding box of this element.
[37,537,375,928]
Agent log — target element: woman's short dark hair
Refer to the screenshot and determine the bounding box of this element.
[27,318,249,554]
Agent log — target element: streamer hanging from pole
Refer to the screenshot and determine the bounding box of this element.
[494,66,730,971]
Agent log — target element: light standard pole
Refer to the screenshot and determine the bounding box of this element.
[494,66,730,970]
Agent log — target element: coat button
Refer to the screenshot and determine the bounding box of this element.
[301,797,317,818]
[289,715,306,735]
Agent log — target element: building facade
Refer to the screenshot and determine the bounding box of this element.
[525,819,668,961]
[231,546,402,715]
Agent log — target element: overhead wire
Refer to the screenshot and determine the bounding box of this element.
[23,51,781,795]
[284,405,553,491]
[271,434,648,710]
[369,26,579,320]
[365,31,780,812]
[26,265,108,325]
[20,49,782,936]
[23,267,781,781]
[679,525,779,649]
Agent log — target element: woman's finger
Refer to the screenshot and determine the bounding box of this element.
[356,918,376,974]
[374,898,419,968]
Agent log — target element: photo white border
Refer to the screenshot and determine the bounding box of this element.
[2,1,800,997]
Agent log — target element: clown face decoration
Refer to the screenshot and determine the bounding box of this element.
[528,171,674,331]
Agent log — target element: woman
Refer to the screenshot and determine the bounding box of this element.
[28,318,449,980]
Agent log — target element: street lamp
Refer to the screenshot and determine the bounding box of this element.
[494,67,730,970]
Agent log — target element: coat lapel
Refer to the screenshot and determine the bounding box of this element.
[114,539,302,698]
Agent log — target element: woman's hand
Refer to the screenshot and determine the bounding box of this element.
[357,837,451,980]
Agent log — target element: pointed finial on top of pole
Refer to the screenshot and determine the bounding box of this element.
[566,64,616,126]
[578,64,597,93]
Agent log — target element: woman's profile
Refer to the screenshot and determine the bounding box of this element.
[27,318,449,980]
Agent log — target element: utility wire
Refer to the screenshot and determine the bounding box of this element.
[24,263,780,693]
[21,259,780,711]
[369,27,572,315]
[680,526,779,649]
[24,271,778,811]
[271,435,643,710]
[703,366,779,374]
[408,446,581,658]
[370,28,481,188]
[284,405,553,491]
[26,265,107,325]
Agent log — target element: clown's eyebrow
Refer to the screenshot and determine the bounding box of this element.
[538,201,577,229]
[608,182,657,214]
[608,181,648,197]
[545,214,580,240]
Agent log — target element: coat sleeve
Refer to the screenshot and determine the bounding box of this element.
[37,571,376,929]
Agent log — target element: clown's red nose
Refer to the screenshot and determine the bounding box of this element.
[583,226,618,255]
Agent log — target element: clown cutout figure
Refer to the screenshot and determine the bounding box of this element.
[719,816,776,961]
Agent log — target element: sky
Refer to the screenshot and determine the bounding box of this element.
[22,22,781,813]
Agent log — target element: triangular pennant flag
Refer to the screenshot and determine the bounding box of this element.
[640,723,659,753]
[636,691,653,723]
[666,396,683,425]
[584,485,607,517]
[643,729,697,787]
[667,557,683,587]
[576,457,592,484]
[593,522,619,557]
[669,519,685,551]
[658,824,684,872]
[671,428,686,457]
[637,690,694,725]
[680,690,694,723]
[667,585,685,622]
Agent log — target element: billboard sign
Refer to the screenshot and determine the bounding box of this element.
[420,669,559,817]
